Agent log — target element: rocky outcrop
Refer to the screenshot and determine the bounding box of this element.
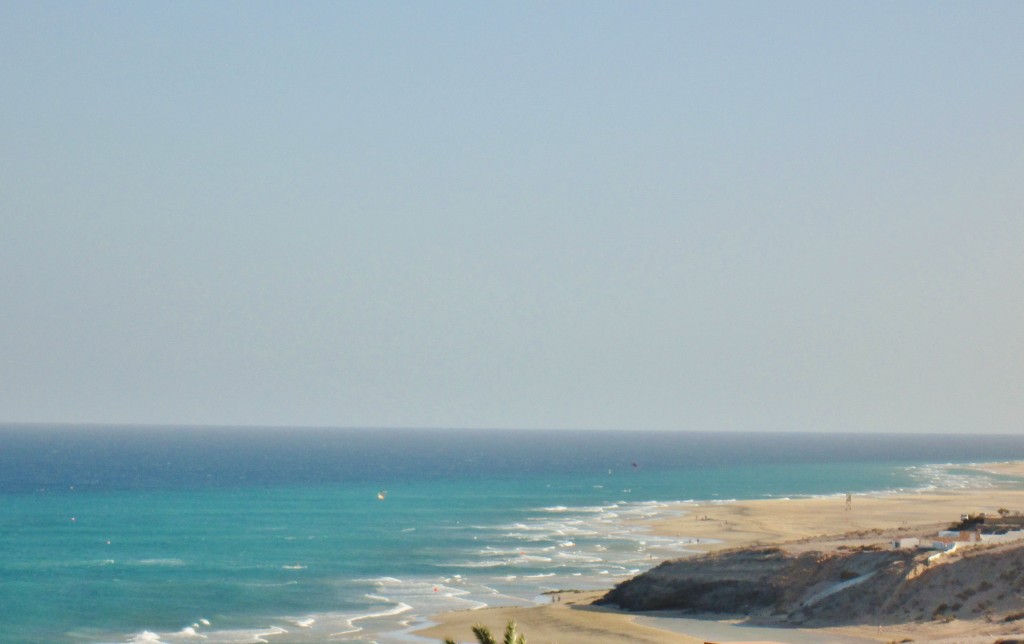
[597,543,1024,626]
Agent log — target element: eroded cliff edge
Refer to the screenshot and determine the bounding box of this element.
[596,543,1024,627]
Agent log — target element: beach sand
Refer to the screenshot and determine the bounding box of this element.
[646,487,1024,552]
[417,464,1024,644]
[972,461,1024,478]
[412,590,704,644]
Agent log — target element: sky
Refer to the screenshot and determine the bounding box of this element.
[1,1,1022,433]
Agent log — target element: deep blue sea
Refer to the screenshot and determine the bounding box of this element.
[2,425,1023,644]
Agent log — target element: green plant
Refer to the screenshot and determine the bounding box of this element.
[443,620,526,644]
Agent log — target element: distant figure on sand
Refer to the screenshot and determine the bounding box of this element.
[845,493,852,511]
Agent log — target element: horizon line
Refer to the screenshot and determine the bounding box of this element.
[0,420,1017,437]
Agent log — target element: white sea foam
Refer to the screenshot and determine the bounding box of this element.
[177,626,286,644]
[327,626,361,638]
[251,626,288,643]
[512,555,552,563]
[112,498,707,644]
[531,504,617,514]
[476,546,546,556]
[904,463,997,491]
[554,552,603,563]
[346,601,413,627]
[355,576,403,584]
[435,560,508,568]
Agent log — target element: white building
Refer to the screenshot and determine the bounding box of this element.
[891,537,920,549]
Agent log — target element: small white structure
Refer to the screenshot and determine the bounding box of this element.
[891,537,920,549]
[931,530,981,551]
[979,530,1024,544]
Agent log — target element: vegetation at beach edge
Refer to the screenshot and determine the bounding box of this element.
[442,619,526,644]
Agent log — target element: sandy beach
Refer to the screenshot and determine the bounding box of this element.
[413,590,705,644]
[646,487,1024,553]
[417,464,1024,644]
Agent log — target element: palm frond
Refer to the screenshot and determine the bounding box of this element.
[471,623,498,644]
[503,620,526,644]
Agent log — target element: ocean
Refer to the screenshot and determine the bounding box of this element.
[1,425,1022,644]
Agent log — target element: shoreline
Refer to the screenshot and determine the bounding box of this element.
[414,462,1024,644]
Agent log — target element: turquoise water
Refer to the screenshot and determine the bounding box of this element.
[1,426,1021,643]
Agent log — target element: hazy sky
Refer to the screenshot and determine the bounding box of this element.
[2,2,1022,432]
